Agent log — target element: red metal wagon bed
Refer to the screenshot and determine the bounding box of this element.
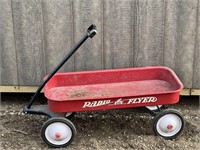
[23,25,185,148]
[45,66,183,112]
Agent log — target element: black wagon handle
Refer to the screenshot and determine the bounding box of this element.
[24,24,97,111]
[87,24,97,38]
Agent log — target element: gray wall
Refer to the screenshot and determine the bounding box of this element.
[1,0,200,89]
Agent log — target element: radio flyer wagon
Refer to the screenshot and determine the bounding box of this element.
[23,25,184,148]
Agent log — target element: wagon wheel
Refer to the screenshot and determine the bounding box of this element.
[41,117,76,148]
[153,109,184,139]
[65,112,76,119]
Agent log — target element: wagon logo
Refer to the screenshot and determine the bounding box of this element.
[83,100,111,108]
[82,97,157,108]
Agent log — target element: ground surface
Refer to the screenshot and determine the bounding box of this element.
[0,94,199,150]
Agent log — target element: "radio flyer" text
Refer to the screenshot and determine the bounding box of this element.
[82,97,157,108]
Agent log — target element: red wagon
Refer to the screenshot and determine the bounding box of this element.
[23,25,184,148]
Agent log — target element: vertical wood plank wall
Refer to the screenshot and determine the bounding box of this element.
[1,0,200,89]
[1,0,18,85]
[193,0,200,88]
[42,0,73,73]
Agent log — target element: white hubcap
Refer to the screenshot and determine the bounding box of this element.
[156,114,182,137]
[45,122,72,145]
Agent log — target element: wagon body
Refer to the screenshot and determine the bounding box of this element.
[23,26,185,147]
[44,66,183,112]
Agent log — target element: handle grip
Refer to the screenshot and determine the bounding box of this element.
[87,24,97,38]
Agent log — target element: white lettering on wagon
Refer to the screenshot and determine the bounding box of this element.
[82,97,157,108]
[83,100,111,108]
[127,97,157,104]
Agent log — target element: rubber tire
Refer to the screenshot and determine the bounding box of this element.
[41,117,76,148]
[65,112,76,119]
[153,109,184,140]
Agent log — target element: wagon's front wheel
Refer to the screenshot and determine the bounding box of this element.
[153,109,184,139]
[41,117,76,148]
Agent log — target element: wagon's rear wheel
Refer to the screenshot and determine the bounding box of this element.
[153,109,184,139]
[65,112,76,119]
[41,117,76,148]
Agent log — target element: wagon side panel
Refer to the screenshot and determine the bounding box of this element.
[48,92,180,113]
